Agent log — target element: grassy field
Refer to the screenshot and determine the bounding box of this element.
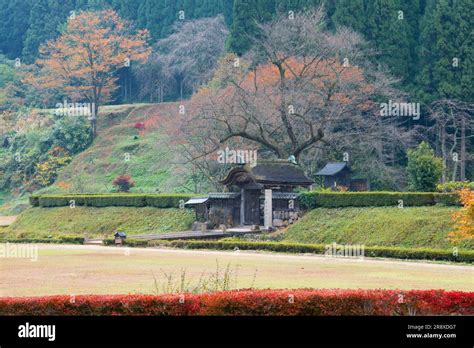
[2,207,194,238]
[1,244,472,296]
[280,206,471,249]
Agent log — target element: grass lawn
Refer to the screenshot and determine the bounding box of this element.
[2,207,194,238]
[1,244,472,296]
[281,206,472,250]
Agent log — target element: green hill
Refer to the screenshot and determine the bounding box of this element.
[3,206,194,238]
[4,204,470,253]
[37,103,198,195]
[279,206,471,250]
[0,103,200,215]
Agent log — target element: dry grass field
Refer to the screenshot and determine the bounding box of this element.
[1,244,472,297]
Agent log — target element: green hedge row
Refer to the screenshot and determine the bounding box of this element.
[29,194,199,208]
[298,192,460,209]
[103,238,149,247]
[4,236,471,262]
[0,236,85,244]
[29,192,460,209]
[153,240,474,263]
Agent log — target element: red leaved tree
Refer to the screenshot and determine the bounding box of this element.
[112,175,135,192]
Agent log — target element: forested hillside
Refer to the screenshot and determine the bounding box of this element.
[0,0,472,206]
[1,0,472,102]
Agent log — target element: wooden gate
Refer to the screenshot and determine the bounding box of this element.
[244,189,260,225]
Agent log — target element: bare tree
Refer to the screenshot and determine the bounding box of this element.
[183,8,414,188]
[135,15,228,102]
[429,99,474,182]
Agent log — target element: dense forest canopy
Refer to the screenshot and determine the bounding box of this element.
[0,0,471,103]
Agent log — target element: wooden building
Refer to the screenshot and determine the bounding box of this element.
[185,160,313,230]
[316,162,352,188]
[315,162,369,191]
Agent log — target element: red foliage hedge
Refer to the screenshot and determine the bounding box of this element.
[0,289,472,316]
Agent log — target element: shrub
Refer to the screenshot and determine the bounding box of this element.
[298,192,438,209]
[155,240,474,262]
[133,122,145,130]
[145,194,195,208]
[38,194,147,207]
[51,115,92,154]
[29,195,40,206]
[103,238,148,247]
[434,192,461,206]
[0,236,85,244]
[30,193,199,208]
[437,181,474,192]
[34,147,73,187]
[449,189,474,242]
[0,289,472,315]
[112,175,135,192]
[406,142,443,192]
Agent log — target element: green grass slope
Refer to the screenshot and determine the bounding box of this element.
[281,206,472,249]
[39,103,196,195]
[2,207,194,238]
[1,103,200,214]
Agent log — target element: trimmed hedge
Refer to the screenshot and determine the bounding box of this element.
[30,192,460,209]
[0,289,472,315]
[0,236,85,244]
[29,194,199,208]
[103,238,148,247]
[298,192,460,209]
[152,240,474,263]
[434,192,461,206]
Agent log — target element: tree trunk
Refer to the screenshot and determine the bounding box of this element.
[440,123,447,183]
[90,102,99,138]
[460,114,466,181]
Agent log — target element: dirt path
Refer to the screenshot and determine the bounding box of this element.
[0,216,16,227]
[1,244,472,297]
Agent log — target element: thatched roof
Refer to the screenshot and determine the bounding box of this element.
[221,160,313,187]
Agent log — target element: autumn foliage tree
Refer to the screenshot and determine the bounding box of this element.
[184,8,412,188]
[449,189,474,242]
[27,10,150,137]
[112,175,135,193]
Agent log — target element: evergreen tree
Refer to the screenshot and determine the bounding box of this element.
[110,0,140,20]
[406,141,443,191]
[418,0,473,102]
[0,0,32,59]
[22,0,76,64]
[332,0,367,35]
[365,0,412,83]
[227,0,260,55]
[22,0,50,63]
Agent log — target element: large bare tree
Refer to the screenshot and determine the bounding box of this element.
[429,99,474,182]
[135,15,228,102]
[184,8,414,188]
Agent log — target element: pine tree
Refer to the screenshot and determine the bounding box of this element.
[417,0,473,102]
[227,0,260,55]
[332,0,366,34]
[22,0,50,63]
[110,0,140,20]
[366,0,412,83]
[0,0,32,59]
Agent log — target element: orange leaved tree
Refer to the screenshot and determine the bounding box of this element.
[27,10,150,137]
[449,189,474,242]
